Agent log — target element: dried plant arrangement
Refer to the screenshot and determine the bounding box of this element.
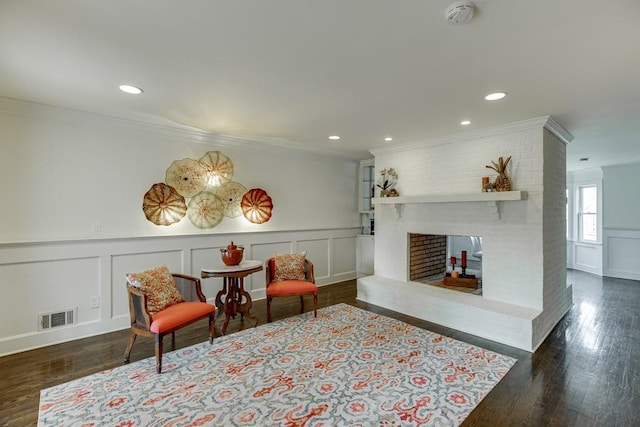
[486,156,512,192]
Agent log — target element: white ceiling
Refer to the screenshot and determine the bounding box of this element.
[1,1,639,171]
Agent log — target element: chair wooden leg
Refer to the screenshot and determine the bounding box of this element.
[267,297,273,323]
[155,334,163,374]
[313,293,318,318]
[123,332,137,364]
[299,296,305,314]
[208,314,215,344]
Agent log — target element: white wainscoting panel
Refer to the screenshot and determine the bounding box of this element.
[298,239,331,280]
[0,228,358,356]
[332,236,358,280]
[0,257,100,338]
[572,242,603,275]
[604,229,640,280]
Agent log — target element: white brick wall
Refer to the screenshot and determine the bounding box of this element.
[359,118,573,351]
[536,129,573,346]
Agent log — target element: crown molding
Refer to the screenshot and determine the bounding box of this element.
[370,116,574,156]
[543,115,573,144]
[0,97,364,161]
[221,134,367,160]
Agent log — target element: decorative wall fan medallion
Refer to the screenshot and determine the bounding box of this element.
[187,191,225,229]
[217,181,247,217]
[165,158,208,198]
[241,188,273,224]
[142,183,187,226]
[199,151,234,188]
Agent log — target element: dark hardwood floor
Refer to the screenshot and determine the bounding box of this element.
[1,270,638,426]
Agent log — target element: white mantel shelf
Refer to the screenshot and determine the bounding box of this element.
[372,190,527,205]
[372,191,527,219]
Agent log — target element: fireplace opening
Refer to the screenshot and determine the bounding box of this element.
[409,233,482,295]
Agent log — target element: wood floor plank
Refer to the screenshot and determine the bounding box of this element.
[1,270,639,426]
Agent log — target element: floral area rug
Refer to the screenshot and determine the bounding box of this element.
[38,303,516,426]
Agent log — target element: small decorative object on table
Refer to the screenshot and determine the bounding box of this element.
[220,241,244,266]
[485,156,512,192]
[481,176,491,192]
[376,168,399,197]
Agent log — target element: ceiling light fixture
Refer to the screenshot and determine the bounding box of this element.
[485,92,506,101]
[119,84,143,95]
[328,135,341,140]
[384,137,393,141]
[460,120,471,126]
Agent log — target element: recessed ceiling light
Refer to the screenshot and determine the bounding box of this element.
[384,137,393,141]
[484,92,506,101]
[119,84,143,95]
[460,120,471,126]
[328,135,341,140]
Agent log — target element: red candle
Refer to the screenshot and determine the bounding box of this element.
[461,250,467,267]
[450,256,456,265]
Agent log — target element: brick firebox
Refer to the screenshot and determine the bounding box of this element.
[408,233,447,281]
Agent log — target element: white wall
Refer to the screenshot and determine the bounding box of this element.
[537,129,573,346]
[602,163,640,230]
[602,162,640,280]
[566,164,640,280]
[0,99,360,356]
[0,99,358,242]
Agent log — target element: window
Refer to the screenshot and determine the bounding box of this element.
[578,185,598,241]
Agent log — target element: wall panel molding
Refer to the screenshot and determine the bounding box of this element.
[573,242,603,275]
[0,228,358,356]
[604,228,640,280]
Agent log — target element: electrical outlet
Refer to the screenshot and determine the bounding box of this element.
[92,223,101,233]
[89,296,100,309]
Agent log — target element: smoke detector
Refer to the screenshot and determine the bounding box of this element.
[446,1,476,24]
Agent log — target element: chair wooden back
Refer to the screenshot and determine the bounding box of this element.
[172,273,207,302]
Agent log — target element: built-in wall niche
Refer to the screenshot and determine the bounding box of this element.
[408,233,483,295]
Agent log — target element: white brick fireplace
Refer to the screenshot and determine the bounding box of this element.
[357,117,573,351]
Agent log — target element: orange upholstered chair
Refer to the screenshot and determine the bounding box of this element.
[124,266,215,373]
[265,255,317,322]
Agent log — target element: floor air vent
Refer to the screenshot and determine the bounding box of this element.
[39,308,77,331]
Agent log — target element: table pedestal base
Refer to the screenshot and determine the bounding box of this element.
[215,277,258,334]
[201,261,263,335]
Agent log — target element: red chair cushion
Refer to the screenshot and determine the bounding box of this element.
[266,280,317,297]
[150,302,215,334]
